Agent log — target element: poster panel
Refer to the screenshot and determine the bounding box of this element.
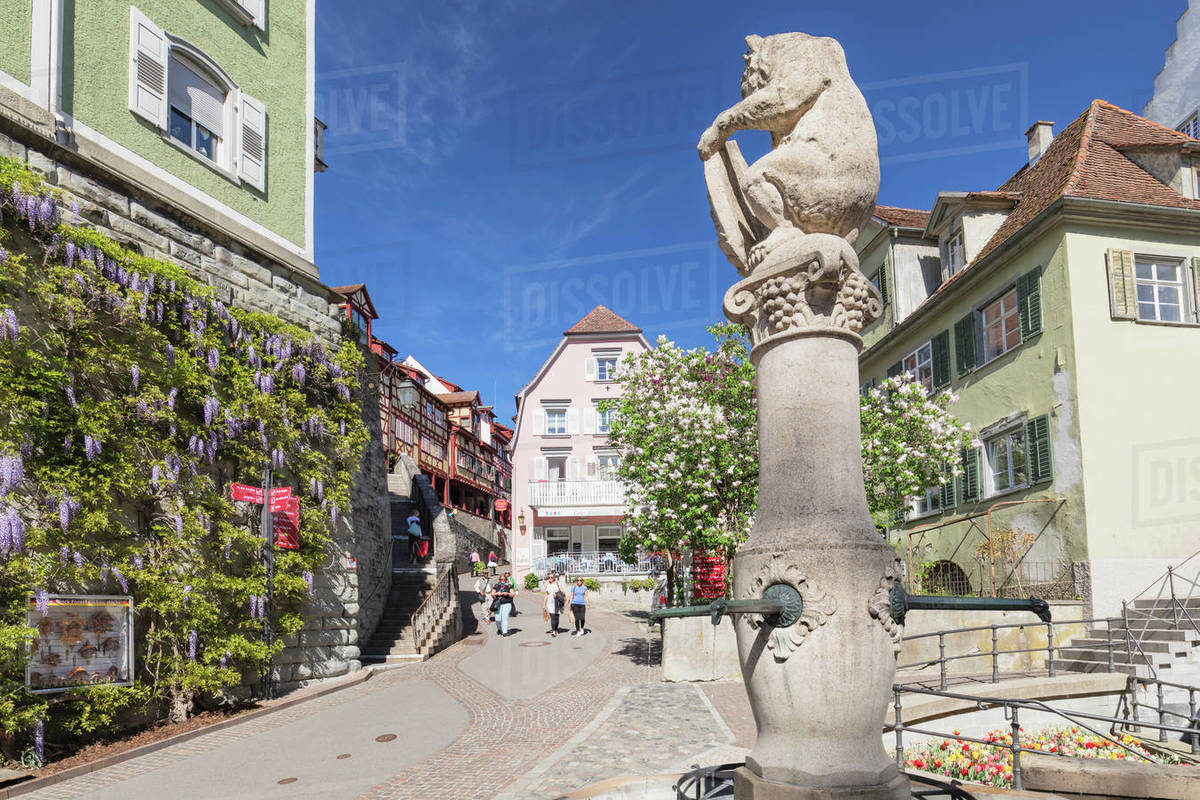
[26,595,135,694]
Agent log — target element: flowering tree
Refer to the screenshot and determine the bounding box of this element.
[860,374,976,525]
[603,324,757,604]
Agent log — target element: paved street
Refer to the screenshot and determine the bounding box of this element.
[18,587,739,800]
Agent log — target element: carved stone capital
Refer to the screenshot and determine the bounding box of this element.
[723,231,882,352]
[741,559,836,661]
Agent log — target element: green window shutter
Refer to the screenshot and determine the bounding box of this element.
[939,464,958,510]
[960,447,981,503]
[887,361,903,379]
[1192,257,1200,324]
[1106,249,1137,320]
[877,263,890,306]
[954,313,977,376]
[1018,266,1043,340]
[931,329,951,390]
[1026,414,1053,484]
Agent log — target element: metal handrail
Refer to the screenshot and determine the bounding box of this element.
[409,564,455,651]
[889,682,1199,791]
[1118,553,1200,678]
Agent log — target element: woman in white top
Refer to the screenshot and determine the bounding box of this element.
[543,572,565,637]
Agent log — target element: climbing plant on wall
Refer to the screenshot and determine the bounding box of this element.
[0,156,369,760]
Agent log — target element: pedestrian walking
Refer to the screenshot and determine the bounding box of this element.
[543,572,565,636]
[474,574,491,619]
[470,548,481,574]
[569,576,589,636]
[491,575,515,636]
[487,550,498,576]
[406,512,422,561]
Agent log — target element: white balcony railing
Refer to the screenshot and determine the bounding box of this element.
[528,479,625,508]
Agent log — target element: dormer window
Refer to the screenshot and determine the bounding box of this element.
[942,230,965,277]
[1177,112,1199,140]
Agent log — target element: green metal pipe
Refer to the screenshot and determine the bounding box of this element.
[649,583,804,628]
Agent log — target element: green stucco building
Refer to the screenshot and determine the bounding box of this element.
[859,101,1200,617]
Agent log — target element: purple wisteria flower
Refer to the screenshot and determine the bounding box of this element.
[188,630,198,661]
[65,383,77,410]
[133,554,143,569]
[207,347,219,374]
[60,545,69,565]
[291,362,306,386]
[73,550,83,568]
[339,420,346,437]
[336,384,350,402]
[0,506,24,556]
[165,344,175,368]
[35,589,49,616]
[223,538,231,559]
[99,562,109,585]
[83,434,102,461]
[33,719,43,764]
[114,565,128,593]
[173,514,183,537]
[330,501,338,528]
[151,464,161,489]
[219,652,228,669]
[167,387,178,410]
[1,308,17,343]
[155,300,164,323]
[0,452,23,495]
[302,571,314,597]
[131,365,139,391]
[70,199,80,215]
[204,396,219,427]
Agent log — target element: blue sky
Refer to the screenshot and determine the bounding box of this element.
[313,0,1184,422]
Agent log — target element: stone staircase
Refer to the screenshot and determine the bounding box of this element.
[1059,599,1200,676]
[361,568,460,664]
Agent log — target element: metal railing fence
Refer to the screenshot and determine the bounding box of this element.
[889,682,1198,792]
[409,564,455,651]
[530,550,666,578]
[1118,552,1200,678]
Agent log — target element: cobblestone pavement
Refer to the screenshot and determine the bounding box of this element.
[18,592,672,800]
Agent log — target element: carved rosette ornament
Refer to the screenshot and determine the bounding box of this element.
[868,559,904,653]
[741,560,836,661]
[723,231,882,350]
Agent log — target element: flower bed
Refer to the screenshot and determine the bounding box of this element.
[899,726,1177,788]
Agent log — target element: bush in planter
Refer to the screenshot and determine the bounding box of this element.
[584,578,600,592]
[621,580,628,595]
[523,573,540,591]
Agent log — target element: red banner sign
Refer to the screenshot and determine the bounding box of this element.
[494,498,509,512]
[273,497,300,549]
[230,483,264,504]
[269,490,295,512]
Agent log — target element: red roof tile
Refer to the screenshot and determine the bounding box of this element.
[440,390,480,406]
[873,205,930,228]
[564,306,642,335]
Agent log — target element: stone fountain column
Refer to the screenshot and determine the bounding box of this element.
[698,31,909,800]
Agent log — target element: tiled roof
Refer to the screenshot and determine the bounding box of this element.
[973,100,1200,265]
[873,205,930,228]
[440,390,480,406]
[330,284,365,295]
[564,305,642,335]
[437,376,463,392]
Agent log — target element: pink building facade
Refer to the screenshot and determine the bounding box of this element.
[510,307,649,574]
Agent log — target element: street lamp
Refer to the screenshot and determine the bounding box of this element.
[517,509,525,529]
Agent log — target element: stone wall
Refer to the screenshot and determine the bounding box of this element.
[0,120,392,697]
[447,515,501,575]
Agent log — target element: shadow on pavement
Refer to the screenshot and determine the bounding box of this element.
[613,635,662,668]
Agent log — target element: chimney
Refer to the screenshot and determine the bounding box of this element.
[1025,120,1054,164]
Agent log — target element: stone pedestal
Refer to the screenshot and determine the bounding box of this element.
[730,332,907,800]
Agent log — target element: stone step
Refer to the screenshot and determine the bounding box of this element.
[1108,618,1186,631]
[1131,598,1200,611]
[1058,659,1142,676]
[362,652,424,664]
[1067,638,1183,654]
[1058,646,1166,666]
[1085,628,1195,643]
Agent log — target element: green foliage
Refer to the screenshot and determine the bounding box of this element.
[583,578,600,592]
[620,580,628,595]
[604,324,757,562]
[0,157,369,752]
[523,573,540,591]
[472,561,487,577]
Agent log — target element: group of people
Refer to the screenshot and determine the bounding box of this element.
[469,548,499,576]
[472,570,590,638]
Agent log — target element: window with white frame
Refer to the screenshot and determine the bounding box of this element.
[1177,112,1199,140]
[1135,256,1187,322]
[981,287,1021,361]
[985,427,1027,495]
[597,525,621,553]
[902,341,934,394]
[943,230,965,276]
[909,488,940,518]
[595,403,615,434]
[597,355,618,381]
[128,7,266,190]
[597,453,620,478]
[545,408,567,435]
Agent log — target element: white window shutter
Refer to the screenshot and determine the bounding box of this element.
[238,92,267,191]
[534,456,548,481]
[583,408,596,434]
[584,358,597,381]
[532,409,545,436]
[566,408,579,435]
[128,7,168,130]
[567,456,580,481]
[586,454,598,479]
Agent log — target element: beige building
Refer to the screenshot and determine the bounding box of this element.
[859,101,1200,617]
